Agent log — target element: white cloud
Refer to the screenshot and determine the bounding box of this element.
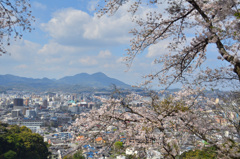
[79,57,98,66]
[103,64,113,68]
[146,40,170,58]
[41,8,91,45]
[82,13,133,43]
[5,40,41,61]
[38,41,80,55]
[116,57,125,63]
[32,2,47,10]
[41,7,134,47]
[87,0,99,12]
[98,50,111,58]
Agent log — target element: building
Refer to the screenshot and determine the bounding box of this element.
[43,99,48,107]
[11,109,22,118]
[13,98,24,111]
[26,110,37,118]
[24,98,30,106]
[8,119,44,132]
[71,93,77,101]
[14,98,23,106]
[69,105,78,113]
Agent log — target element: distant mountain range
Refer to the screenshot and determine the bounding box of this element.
[0,72,131,92]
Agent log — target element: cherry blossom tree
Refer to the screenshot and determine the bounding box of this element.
[98,0,240,88]
[72,88,240,158]
[0,0,33,55]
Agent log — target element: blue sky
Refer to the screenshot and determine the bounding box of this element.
[0,0,223,88]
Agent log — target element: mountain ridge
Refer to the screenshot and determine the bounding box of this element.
[0,72,131,91]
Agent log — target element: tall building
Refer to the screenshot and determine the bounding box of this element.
[14,98,23,106]
[13,98,24,111]
[43,99,48,107]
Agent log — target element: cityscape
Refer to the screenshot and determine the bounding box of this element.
[0,82,239,158]
[0,81,144,158]
[0,73,145,158]
[0,89,101,158]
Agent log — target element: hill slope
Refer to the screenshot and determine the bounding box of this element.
[58,72,128,87]
[0,72,131,91]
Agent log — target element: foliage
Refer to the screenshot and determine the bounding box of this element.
[0,122,50,159]
[63,156,73,159]
[126,154,140,159]
[73,150,85,159]
[109,141,125,158]
[0,0,34,54]
[114,141,123,150]
[63,150,85,159]
[179,146,217,159]
[3,150,17,159]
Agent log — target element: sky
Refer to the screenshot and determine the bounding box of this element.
[0,0,223,88]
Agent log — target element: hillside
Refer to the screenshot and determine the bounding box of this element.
[0,72,131,92]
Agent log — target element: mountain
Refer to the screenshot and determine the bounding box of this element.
[0,74,55,87]
[0,72,131,91]
[58,72,128,87]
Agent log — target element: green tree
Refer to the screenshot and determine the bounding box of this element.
[73,150,85,159]
[114,141,123,151]
[63,150,85,159]
[0,122,50,159]
[110,141,125,158]
[3,150,17,159]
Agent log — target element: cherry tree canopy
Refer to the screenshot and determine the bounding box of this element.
[98,0,240,88]
[73,88,240,158]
